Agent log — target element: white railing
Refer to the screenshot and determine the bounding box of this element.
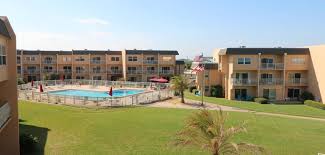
[0,102,11,129]
[232,78,257,85]
[259,78,283,85]
[18,80,172,107]
[260,63,284,70]
[286,78,308,85]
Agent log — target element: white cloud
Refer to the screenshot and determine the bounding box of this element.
[75,18,109,25]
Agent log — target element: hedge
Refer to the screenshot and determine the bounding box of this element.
[304,100,325,110]
[254,98,268,104]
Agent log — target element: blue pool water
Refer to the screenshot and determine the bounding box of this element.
[48,89,144,98]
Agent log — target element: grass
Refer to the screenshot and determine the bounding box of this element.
[185,91,325,119]
[19,101,325,155]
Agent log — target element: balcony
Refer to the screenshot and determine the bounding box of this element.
[24,70,40,74]
[259,78,283,85]
[286,78,308,86]
[143,60,158,64]
[43,60,56,64]
[59,69,72,74]
[108,70,122,74]
[90,60,105,64]
[260,63,284,70]
[91,70,105,74]
[159,70,174,74]
[232,78,257,86]
[75,70,88,74]
[42,69,57,73]
[127,70,142,74]
[145,70,157,74]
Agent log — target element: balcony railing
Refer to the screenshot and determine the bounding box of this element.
[232,78,257,86]
[108,70,123,74]
[127,70,142,74]
[159,70,174,74]
[43,60,56,64]
[75,70,88,74]
[91,70,105,74]
[286,78,308,85]
[259,78,283,85]
[90,60,105,64]
[260,63,284,70]
[58,70,72,74]
[143,60,158,64]
[42,69,57,73]
[24,70,40,74]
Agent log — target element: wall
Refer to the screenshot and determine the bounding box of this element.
[0,17,19,155]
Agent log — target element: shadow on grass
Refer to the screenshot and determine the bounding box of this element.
[19,120,50,155]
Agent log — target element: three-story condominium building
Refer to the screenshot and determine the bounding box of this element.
[0,16,19,155]
[215,47,311,101]
[17,49,181,82]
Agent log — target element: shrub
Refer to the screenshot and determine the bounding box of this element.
[210,85,223,97]
[304,100,325,110]
[254,98,268,104]
[20,133,39,154]
[188,86,197,93]
[17,78,25,85]
[300,91,315,101]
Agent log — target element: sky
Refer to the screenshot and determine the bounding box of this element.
[2,0,325,59]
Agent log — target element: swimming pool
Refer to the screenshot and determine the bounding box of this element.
[48,89,144,98]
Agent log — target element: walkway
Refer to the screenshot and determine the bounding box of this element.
[145,98,325,122]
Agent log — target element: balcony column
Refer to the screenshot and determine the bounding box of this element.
[157,53,160,78]
[71,51,74,79]
[56,54,59,74]
[283,53,287,100]
[88,54,91,79]
[141,53,144,81]
[257,53,261,97]
[105,53,108,80]
[20,50,23,78]
[39,53,42,80]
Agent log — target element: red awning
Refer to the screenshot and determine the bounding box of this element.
[150,77,168,83]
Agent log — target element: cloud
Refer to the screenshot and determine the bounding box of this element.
[75,18,109,25]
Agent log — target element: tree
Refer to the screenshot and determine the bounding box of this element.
[174,109,265,155]
[170,75,189,103]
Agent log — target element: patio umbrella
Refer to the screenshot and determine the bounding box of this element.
[108,87,113,96]
[39,84,43,93]
[31,80,34,87]
[150,77,168,83]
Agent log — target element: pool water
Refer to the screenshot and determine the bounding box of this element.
[48,89,144,98]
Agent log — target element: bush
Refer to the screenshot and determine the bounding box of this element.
[300,91,315,101]
[304,100,325,110]
[17,78,25,85]
[254,98,268,104]
[188,86,197,93]
[20,133,39,154]
[210,85,223,97]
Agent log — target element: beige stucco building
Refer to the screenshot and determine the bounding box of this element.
[209,47,325,103]
[0,16,20,155]
[17,49,183,82]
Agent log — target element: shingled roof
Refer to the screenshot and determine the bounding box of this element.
[125,49,179,55]
[219,48,310,55]
[0,18,10,38]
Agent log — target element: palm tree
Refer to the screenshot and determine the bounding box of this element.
[170,75,189,103]
[174,109,265,155]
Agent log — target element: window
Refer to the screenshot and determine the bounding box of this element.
[205,86,209,92]
[111,57,120,61]
[288,88,300,98]
[111,66,119,71]
[17,56,21,64]
[263,89,276,100]
[292,58,305,64]
[146,57,155,61]
[31,57,36,61]
[92,57,101,63]
[93,66,101,73]
[0,45,6,65]
[75,57,85,61]
[128,56,137,61]
[261,58,273,63]
[93,76,101,80]
[237,58,251,64]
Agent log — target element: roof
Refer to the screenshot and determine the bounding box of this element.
[176,60,185,65]
[17,50,122,55]
[219,48,310,55]
[0,18,10,38]
[125,49,179,55]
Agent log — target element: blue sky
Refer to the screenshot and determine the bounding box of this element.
[2,0,325,58]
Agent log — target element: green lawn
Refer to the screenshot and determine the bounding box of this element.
[19,101,325,155]
[185,92,325,119]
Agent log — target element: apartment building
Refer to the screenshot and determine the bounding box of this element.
[0,16,20,155]
[17,49,181,82]
[215,48,310,101]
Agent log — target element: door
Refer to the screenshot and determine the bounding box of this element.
[288,88,300,99]
[235,89,247,100]
[263,89,276,100]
